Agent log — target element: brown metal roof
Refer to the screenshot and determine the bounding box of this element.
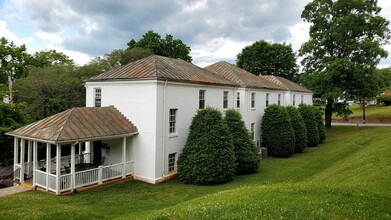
[261,75,312,93]
[204,61,284,90]
[7,106,138,144]
[87,55,238,87]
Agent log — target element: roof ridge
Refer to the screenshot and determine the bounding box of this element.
[55,108,76,142]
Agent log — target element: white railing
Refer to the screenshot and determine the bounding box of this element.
[75,168,99,188]
[60,174,72,192]
[14,164,21,180]
[102,163,123,181]
[35,170,47,188]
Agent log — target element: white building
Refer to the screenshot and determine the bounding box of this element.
[7,55,312,194]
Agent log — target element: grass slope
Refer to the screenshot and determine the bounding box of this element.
[0,127,390,219]
[334,104,391,118]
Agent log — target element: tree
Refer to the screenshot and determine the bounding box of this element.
[312,106,326,143]
[286,106,308,153]
[236,40,298,80]
[261,105,295,157]
[298,104,319,147]
[127,30,192,62]
[299,0,391,128]
[177,108,236,185]
[30,50,74,68]
[0,37,30,110]
[223,109,260,174]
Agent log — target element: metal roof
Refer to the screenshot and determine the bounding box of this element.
[204,61,285,90]
[261,75,312,93]
[87,55,238,87]
[7,106,138,144]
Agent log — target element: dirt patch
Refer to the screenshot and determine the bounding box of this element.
[332,116,391,124]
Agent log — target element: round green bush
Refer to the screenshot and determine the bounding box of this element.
[177,107,236,185]
[286,106,308,153]
[298,104,319,147]
[312,106,326,143]
[223,109,260,174]
[261,105,295,158]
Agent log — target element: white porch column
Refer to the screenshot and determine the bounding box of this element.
[13,137,18,182]
[20,139,25,182]
[32,141,38,188]
[46,143,51,191]
[55,144,61,195]
[27,140,32,177]
[71,143,76,192]
[122,137,126,178]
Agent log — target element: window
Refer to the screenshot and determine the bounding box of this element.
[94,88,101,107]
[278,94,281,106]
[199,90,205,109]
[266,93,269,107]
[251,123,255,140]
[169,109,177,134]
[223,91,228,109]
[168,153,177,172]
[251,92,255,108]
[301,95,304,104]
[237,92,240,108]
[293,95,296,106]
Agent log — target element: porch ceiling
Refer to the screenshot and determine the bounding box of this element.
[6,106,138,144]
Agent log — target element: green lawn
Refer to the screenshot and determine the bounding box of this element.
[334,104,391,118]
[0,126,390,219]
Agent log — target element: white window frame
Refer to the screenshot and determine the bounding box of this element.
[94,88,101,107]
[168,152,177,172]
[251,92,255,108]
[169,109,177,135]
[266,93,269,107]
[237,92,240,108]
[199,90,205,109]
[223,91,229,109]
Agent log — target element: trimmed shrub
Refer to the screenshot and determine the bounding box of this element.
[261,105,295,158]
[177,107,236,185]
[312,106,326,143]
[298,104,319,147]
[286,106,308,153]
[223,109,260,174]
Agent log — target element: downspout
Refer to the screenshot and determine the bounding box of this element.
[161,80,168,178]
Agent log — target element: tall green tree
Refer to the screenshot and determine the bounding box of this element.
[127,30,192,62]
[299,0,390,128]
[0,37,30,110]
[236,40,298,80]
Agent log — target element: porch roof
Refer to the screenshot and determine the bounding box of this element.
[6,106,138,144]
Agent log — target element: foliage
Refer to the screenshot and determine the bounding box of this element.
[0,102,28,165]
[223,109,260,174]
[177,108,235,185]
[312,106,326,143]
[377,96,391,106]
[127,30,192,62]
[286,106,308,153]
[298,104,319,147]
[299,0,391,128]
[1,127,390,219]
[14,65,85,121]
[261,105,295,157]
[30,49,74,68]
[236,40,298,80]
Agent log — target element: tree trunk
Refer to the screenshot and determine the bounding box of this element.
[7,74,13,110]
[362,97,366,124]
[325,98,333,128]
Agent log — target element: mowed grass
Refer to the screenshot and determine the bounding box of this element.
[333,104,391,118]
[0,126,390,219]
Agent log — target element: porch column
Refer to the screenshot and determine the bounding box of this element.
[32,141,38,188]
[56,144,61,195]
[46,143,51,191]
[27,140,32,177]
[13,137,18,182]
[20,139,25,182]
[122,137,126,178]
[71,143,76,192]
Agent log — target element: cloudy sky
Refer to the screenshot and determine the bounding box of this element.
[1,0,390,68]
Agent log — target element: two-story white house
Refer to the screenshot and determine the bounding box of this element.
[7,55,312,194]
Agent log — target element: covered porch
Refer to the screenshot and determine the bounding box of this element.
[7,106,138,195]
